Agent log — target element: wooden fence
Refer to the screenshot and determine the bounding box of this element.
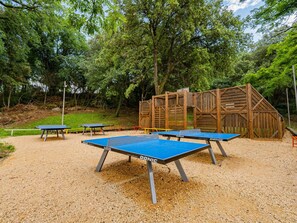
[139,99,151,128]
[193,84,284,139]
[139,84,285,139]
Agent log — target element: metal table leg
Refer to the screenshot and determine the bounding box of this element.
[96,149,109,172]
[206,139,217,164]
[90,128,93,137]
[101,127,105,135]
[147,161,157,204]
[83,127,86,135]
[216,141,227,157]
[128,156,131,162]
[174,160,189,182]
[40,130,45,138]
[61,130,65,140]
[44,130,48,141]
[56,130,59,138]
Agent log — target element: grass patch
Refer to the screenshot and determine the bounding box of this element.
[17,112,135,129]
[0,129,11,138]
[0,142,15,158]
[0,109,139,137]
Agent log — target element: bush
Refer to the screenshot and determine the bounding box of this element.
[0,143,15,158]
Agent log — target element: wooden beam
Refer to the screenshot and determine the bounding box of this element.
[246,83,254,139]
[165,92,169,129]
[152,96,155,128]
[139,101,141,127]
[216,88,221,133]
[149,99,152,128]
[183,90,187,129]
[278,117,283,139]
[193,94,197,128]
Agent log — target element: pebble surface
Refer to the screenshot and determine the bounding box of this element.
[0,130,296,222]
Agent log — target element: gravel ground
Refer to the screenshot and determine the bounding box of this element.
[0,130,296,223]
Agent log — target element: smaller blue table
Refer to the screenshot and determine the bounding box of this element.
[81,123,112,136]
[36,125,70,141]
[156,129,240,164]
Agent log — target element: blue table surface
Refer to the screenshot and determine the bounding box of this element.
[81,123,107,127]
[83,136,209,161]
[36,125,69,130]
[156,131,240,141]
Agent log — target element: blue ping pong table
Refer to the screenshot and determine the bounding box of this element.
[81,123,112,136]
[156,129,240,165]
[82,135,209,204]
[36,125,70,141]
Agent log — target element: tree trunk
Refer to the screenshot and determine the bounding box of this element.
[74,91,77,108]
[159,60,174,93]
[2,86,6,108]
[153,47,159,95]
[115,95,123,117]
[44,91,47,105]
[7,87,12,109]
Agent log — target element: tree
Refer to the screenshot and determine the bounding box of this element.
[0,0,90,107]
[108,0,246,94]
[239,0,297,109]
[243,29,297,106]
[84,33,142,116]
[0,2,40,107]
[251,0,297,33]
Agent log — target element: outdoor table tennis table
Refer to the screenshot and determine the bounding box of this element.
[81,123,112,136]
[82,135,210,204]
[36,125,70,141]
[156,130,240,165]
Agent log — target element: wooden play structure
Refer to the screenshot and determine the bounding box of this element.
[139,84,285,139]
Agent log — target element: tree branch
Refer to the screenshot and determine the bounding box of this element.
[0,0,38,11]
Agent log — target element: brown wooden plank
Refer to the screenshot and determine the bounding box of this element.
[247,83,254,139]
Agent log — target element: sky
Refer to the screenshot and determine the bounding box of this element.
[224,0,264,42]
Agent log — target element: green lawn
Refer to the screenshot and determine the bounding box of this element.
[18,113,119,128]
[1,110,139,137]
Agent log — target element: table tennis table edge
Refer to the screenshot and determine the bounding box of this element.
[81,140,210,165]
[157,132,240,141]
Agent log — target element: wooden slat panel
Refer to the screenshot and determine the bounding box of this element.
[139,100,151,128]
[146,84,284,139]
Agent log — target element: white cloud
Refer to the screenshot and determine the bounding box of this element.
[226,0,262,12]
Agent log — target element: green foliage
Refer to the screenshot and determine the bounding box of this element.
[243,29,297,104]
[0,142,15,158]
[0,0,90,108]
[0,129,10,138]
[84,0,247,108]
[252,0,297,31]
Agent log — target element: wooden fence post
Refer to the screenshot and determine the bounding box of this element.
[246,83,254,139]
[152,96,155,128]
[193,93,197,128]
[165,92,169,129]
[183,91,187,129]
[139,101,141,127]
[216,88,221,133]
[278,116,283,139]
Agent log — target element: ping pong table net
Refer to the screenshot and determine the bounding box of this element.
[177,129,201,137]
[107,134,159,147]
